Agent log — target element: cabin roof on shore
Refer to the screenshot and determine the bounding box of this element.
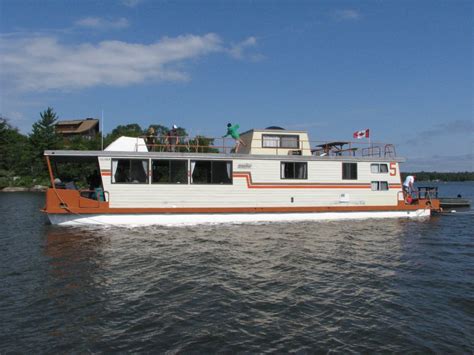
[55,118,99,134]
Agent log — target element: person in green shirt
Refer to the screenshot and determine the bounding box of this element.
[223,123,246,153]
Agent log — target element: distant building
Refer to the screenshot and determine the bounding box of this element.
[55,118,99,139]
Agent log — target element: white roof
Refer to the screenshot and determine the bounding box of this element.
[105,136,148,152]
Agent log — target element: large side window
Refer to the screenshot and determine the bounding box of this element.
[112,159,148,183]
[371,181,389,191]
[262,135,299,148]
[371,163,389,173]
[342,162,358,180]
[152,160,188,184]
[191,160,232,184]
[281,162,307,179]
[262,135,280,148]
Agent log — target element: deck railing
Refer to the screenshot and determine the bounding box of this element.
[135,135,397,157]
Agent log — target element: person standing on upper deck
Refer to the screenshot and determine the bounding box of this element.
[223,123,246,153]
[166,124,179,152]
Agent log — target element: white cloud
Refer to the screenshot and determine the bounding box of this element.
[228,36,262,61]
[333,9,361,21]
[229,36,256,59]
[121,0,143,7]
[0,33,225,91]
[75,17,130,30]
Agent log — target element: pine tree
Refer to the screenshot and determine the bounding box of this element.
[29,107,63,176]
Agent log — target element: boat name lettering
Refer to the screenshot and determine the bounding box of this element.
[237,163,252,169]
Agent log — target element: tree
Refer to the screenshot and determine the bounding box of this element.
[30,107,62,152]
[0,117,33,187]
[29,107,63,176]
[104,123,143,147]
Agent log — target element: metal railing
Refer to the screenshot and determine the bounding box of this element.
[136,135,397,157]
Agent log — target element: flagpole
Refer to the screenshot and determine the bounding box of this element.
[101,109,104,151]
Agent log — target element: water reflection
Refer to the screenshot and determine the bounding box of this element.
[2,190,471,353]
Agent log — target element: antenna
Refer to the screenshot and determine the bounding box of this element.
[101,109,104,150]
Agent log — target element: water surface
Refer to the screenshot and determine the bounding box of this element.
[1,183,473,352]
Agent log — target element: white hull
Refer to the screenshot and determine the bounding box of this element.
[48,209,431,226]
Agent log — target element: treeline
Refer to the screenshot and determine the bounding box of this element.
[2,107,473,189]
[402,172,474,182]
[0,107,197,188]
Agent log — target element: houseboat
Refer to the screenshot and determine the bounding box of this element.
[42,127,440,225]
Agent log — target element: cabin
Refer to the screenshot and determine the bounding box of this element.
[55,118,99,139]
[237,127,311,156]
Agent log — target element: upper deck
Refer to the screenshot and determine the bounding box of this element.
[46,127,401,161]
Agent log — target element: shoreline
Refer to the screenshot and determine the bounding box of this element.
[1,186,47,192]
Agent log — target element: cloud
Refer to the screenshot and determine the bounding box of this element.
[405,120,474,145]
[121,0,143,7]
[229,37,257,59]
[75,17,130,30]
[0,33,226,91]
[333,9,361,21]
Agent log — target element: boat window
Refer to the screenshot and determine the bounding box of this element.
[191,160,232,184]
[342,163,358,180]
[152,160,188,184]
[262,135,299,149]
[112,159,148,184]
[371,181,389,191]
[281,162,307,179]
[371,163,389,173]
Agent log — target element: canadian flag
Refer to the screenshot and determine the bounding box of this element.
[353,129,370,139]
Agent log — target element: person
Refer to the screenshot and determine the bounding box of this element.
[403,175,416,195]
[166,124,179,152]
[146,127,156,151]
[223,123,246,153]
[88,170,101,190]
[53,177,65,189]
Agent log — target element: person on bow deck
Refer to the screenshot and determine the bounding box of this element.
[403,175,417,203]
[223,123,246,153]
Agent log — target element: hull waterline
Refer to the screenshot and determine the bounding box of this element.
[48,209,431,226]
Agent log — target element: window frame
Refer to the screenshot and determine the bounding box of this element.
[190,160,233,185]
[342,162,358,180]
[262,134,300,149]
[371,163,389,174]
[280,161,308,180]
[111,158,149,184]
[371,181,389,191]
[151,159,188,184]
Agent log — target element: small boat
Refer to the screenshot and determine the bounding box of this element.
[439,197,471,209]
[42,127,441,226]
[417,186,471,209]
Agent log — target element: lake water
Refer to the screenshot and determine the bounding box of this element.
[1,183,473,352]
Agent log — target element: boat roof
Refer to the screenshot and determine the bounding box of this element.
[44,150,406,162]
[240,128,308,135]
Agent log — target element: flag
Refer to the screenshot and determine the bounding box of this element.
[353,129,370,139]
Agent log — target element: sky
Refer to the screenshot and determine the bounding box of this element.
[0,0,472,172]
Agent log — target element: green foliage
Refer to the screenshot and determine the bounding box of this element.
[0,117,33,182]
[64,134,101,150]
[30,107,63,153]
[29,107,63,177]
[188,135,219,153]
[104,123,143,147]
[402,171,474,182]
